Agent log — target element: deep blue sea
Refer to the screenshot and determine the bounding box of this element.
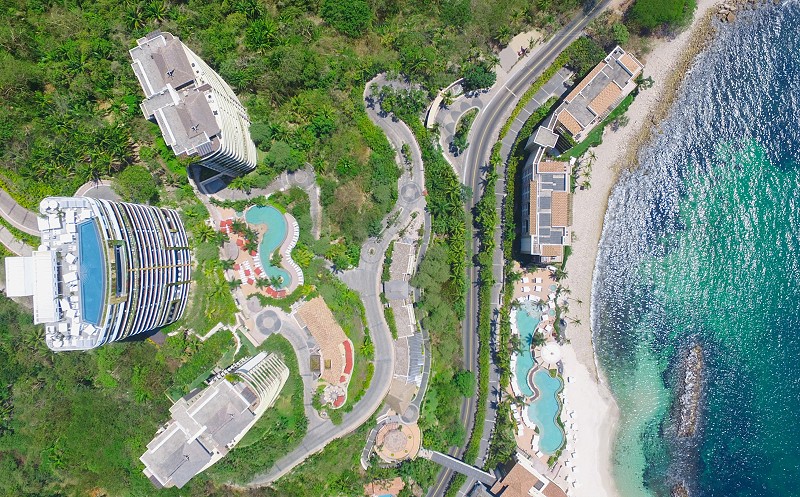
[592,3,800,496]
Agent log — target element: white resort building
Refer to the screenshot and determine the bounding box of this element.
[4,197,191,351]
[519,46,644,262]
[140,352,289,489]
[129,30,258,177]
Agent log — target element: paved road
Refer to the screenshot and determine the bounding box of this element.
[0,188,40,237]
[247,75,428,486]
[74,179,122,201]
[429,2,612,495]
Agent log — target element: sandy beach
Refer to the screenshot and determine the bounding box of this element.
[557,1,721,496]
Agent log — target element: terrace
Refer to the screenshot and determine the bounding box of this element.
[296,296,354,409]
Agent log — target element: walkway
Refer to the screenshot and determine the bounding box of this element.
[0,229,33,256]
[0,188,39,237]
[420,448,497,486]
[202,166,322,240]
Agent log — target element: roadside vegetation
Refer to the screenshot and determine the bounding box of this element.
[452,108,478,155]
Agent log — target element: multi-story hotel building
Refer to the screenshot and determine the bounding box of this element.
[129,31,257,176]
[141,352,289,489]
[519,46,644,262]
[4,197,191,351]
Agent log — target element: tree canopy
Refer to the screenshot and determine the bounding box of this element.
[462,64,497,92]
[320,0,373,37]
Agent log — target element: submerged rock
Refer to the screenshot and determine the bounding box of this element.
[671,483,690,497]
[676,344,704,438]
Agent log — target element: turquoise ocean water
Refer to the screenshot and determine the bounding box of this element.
[592,3,800,496]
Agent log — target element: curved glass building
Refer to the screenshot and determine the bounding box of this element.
[4,197,192,351]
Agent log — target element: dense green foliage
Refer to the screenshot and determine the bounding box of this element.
[462,64,497,92]
[627,0,696,33]
[321,0,373,37]
[562,36,607,77]
[452,108,478,154]
[113,164,159,204]
[167,330,235,399]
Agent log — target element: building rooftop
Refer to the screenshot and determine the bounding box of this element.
[130,31,232,162]
[556,46,643,138]
[389,242,415,281]
[141,352,288,489]
[550,191,571,228]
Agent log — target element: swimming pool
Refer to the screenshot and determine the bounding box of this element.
[244,205,291,288]
[527,370,565,454]
[77,220,105,325]
[514,302,541,397]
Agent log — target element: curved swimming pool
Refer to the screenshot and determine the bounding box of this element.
[527,369,565,455]
[244,205,291,288]
[514,302,541,397]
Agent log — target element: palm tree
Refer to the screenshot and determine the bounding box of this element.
[219,259,235,271]
[440,90,455,109]
[144,0,169,23]
[195,224,217,244]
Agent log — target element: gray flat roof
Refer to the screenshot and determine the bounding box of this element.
[141,380,257,488]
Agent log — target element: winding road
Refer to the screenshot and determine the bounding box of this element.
[246,75,430,486]
[429,2,612,495]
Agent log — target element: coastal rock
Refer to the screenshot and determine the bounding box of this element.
[671,483,690,497]
[727,12,737,22]
[676,344,704,438]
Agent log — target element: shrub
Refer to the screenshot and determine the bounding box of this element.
[320,0,373,37]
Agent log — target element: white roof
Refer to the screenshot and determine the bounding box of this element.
[5,252,59,324]
[5,257,34,296]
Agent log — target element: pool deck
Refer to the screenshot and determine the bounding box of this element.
[507,265,577,495]
[215,206,303,299]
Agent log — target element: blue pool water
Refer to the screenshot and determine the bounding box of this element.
[244,205,291,288]
[514,303,541,397]
[77,220,105,325]
[527,370,565,454]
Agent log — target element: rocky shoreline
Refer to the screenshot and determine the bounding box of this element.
[716,0,781,23]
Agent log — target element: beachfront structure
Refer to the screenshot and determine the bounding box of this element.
[4,197,191,351]
[519,152,573,262]
[141,352,289,489]
[553,46,643,142]
[475,454,567,497]
[129,31,257,176]
[518,47,644,261]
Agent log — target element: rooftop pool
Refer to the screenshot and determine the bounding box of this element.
[245,205,291,289]
[514,302,541,398]
[77,220,105,325]
[527,369,565,455]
